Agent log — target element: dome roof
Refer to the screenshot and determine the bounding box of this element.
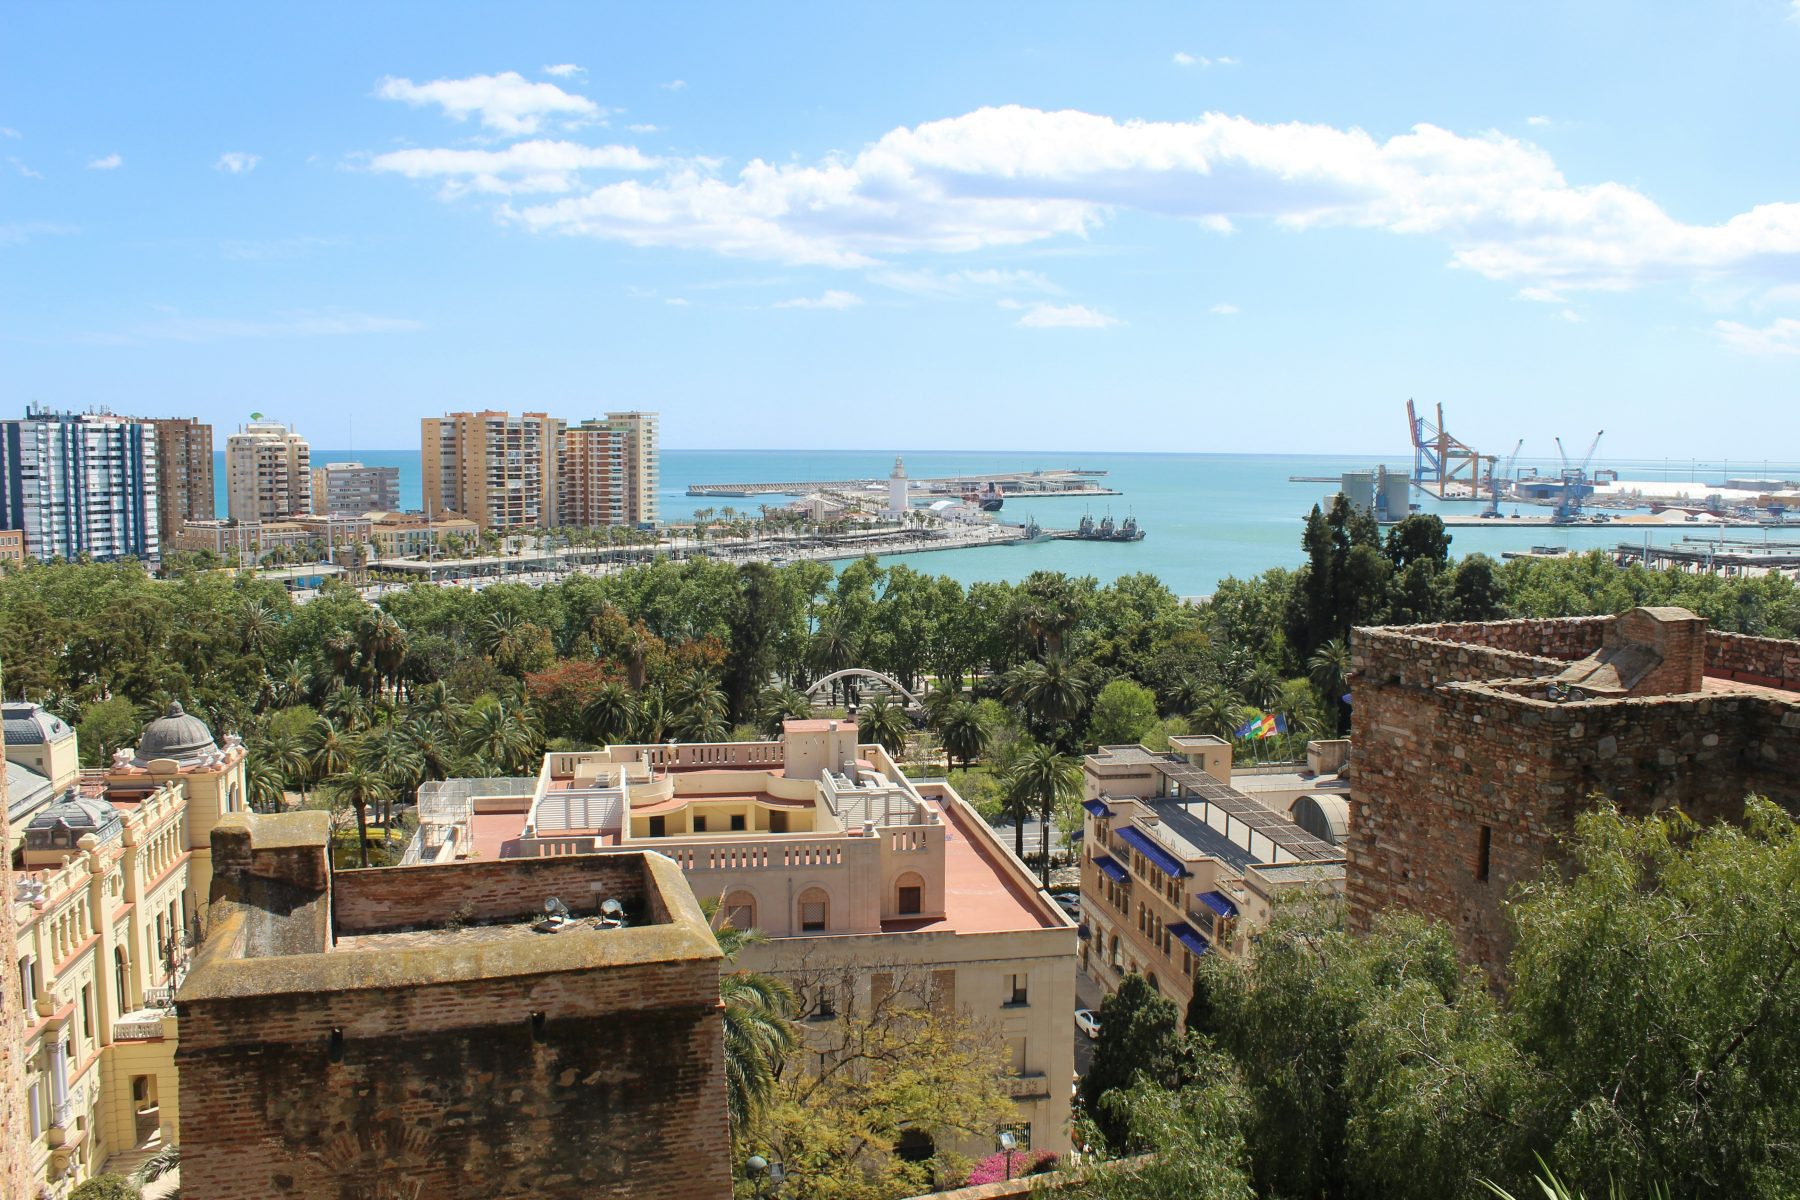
[24,788,123,850]
[134,701,220,765]
[2,702,74,747]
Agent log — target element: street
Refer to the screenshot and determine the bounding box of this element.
[1074,967,1106,1078]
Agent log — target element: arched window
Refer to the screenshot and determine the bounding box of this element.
[721,890,757,932]
[797,887,830,933]
[894,872,925,916]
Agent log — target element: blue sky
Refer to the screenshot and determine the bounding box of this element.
[3,2,1799,457]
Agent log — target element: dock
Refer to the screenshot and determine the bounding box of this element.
[688,467,1117,499]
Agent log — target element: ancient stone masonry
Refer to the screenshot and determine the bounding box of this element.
[176,812,731,1200]
[1347,608,1800,980]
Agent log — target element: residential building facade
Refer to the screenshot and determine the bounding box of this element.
[365,509,480,558]
[172,515,371,563]
[1079,737,1344,1016]
[406,721,1077,1155]
[309,460,400,515]
[1349,606,1800,978]
[421,411,561,531]
[143,417,214,543]
[604,410,659,527]
[558,419,630,528]
[8,701,248,1196]
[0,530,24,568]
[0,408,160,563]
[224,419,310,523]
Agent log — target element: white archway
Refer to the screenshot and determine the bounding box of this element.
[805,668,924,709]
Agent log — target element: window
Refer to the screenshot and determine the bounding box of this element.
[692,815,707,833]
[769,811,789,834]
[81,984,93,1046]
[811,985,837,1019]
[723,891,756,931]
[729,814,746,832]
[1005,973,1029,1006]
[28,1080,42,1140]
[898,886,921,915]
[647,815,666,838]
[17,956,35,1008]
[799,888,829,933]
[1001,1122,1032,1152]
[1476,825,1492,883]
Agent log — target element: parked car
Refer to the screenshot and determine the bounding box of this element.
[1053,893,1082,920]
[1075,1009,1101,1040]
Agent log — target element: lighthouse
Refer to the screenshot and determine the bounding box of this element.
[888,456,909,516]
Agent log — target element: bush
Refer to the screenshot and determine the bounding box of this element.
[70,1176,141,1200]
[966,1149,1059,1185]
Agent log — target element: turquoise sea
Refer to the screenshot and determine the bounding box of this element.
[215,449,1798,598]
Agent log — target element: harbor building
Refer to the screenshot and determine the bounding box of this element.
[1079,737,1345,1016]
[404,720,1077,1155]
[0,407,160,563]
[308,460,399,515]
[1348,607,1800,979]
[421,410,561,531]
[143,417,214,543]
[8,701,249,1196]
[177,812,730,1200]
[225,419,311,523]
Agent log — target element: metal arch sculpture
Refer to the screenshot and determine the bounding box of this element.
[805,668,923,710]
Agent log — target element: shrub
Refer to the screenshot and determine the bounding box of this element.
[966,1149,1059,1185]
[70,1176,141,1200]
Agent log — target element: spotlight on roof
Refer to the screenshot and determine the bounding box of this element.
[544,896,571,920]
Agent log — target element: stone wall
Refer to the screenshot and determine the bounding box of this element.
[330,853,655,932]
[1347,614,1800,980]
[1708,630,1800,692]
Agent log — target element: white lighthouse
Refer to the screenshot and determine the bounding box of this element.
[888,456,909,516]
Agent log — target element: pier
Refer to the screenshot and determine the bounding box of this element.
[688,467,1117,499]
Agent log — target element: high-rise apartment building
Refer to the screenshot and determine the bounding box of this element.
[421,411,562,531]
[144,417,214,541]
[0,407,160,562]
[606,410,660,527]
[309,460,400,515]
[558,420,629,528]
[225,419,311,522]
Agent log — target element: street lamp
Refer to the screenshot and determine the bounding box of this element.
[999,1130,1018,1181]
[745,1154,786,1197]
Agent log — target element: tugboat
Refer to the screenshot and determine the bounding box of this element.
[1077,513,1096,537]
[1097,515,1116,538]
[1020,516,1052,544]
[1114,516,1146,542]
[1070,511,1147,541]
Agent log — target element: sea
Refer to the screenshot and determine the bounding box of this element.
[216,450,1799,599]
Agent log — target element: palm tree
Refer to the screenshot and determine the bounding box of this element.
[272,656,313,709]
[462,701,541,775]
[244,755,287,813]
[757,683,813,738]
[1189,686,1245,741]
[326,762,390,868]
[322,686,370,732]
[669,670,729,742]
[1240,663,1283,712]
[361,724,424,830]
[1308,637,1353,734]
[584,681,641,745]
[1006,740,1082,885]
[1003,655,1090,741]
[305,718,354,794]
[257,727,310,802]
[857,694,910,757]
[938,701,992,771]
[707,900,798,1136]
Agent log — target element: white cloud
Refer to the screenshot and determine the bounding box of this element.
[1715,316,1800,355]
[90,308,425,345]
[660,79,687,91]
[0,221,76,248]
[392,103,1800,297]
[870,267,1061,297]
[1174,52,1234,67]
[370,139,658,196]
[542,63,584,78]
[1559,309,1583,323]
[775,289,862,309]
[1173,52,1200,67]
[215,151,260,174]
[1209,302,1239,315]
[1216,56,1238,66]
[375,71,600,135]
[628,123,662,133]
[666,297,689,306]
[1791,0,1800,21]
[1,127,20,139]
[87,153,122,170]
[1518,285,1566,303]
[1527,115,1553,127]
[1012,302,1121,328]
[7,157,41,180]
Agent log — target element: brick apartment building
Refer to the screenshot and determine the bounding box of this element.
[405,720,1078,1156]
[1347,606,1800,978]
[177,810,730,1200]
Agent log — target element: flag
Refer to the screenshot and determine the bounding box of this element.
[1235,712,1288,739]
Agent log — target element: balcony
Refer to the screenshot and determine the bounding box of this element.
[1006,1072,1051,1099]
[113,1008,171,1041]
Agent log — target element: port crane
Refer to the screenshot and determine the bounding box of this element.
[1486,439,1525,517]
[1407,399,1496,500]
[1552,430,1605,523]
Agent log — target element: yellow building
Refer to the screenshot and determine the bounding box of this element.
[1079,737,1345,1015]
[365,509,481,558]
[8,702,247,1196]
[408,721,1077,1155]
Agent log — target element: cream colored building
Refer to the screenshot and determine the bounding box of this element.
[408,721,1076,1154]
[603,410,659,527]
[8,703,247,1196]
[225,420,311,523]
[421,411,562,531]
[1079,737,1344,1016]
[366,509,481,558]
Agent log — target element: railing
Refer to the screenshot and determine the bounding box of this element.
[661,840,848,872]
[531,788,623,834]
[524,837,599,857]
[113,1015,167,1041]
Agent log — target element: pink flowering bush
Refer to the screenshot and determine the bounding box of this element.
[965,1149,1059,1186]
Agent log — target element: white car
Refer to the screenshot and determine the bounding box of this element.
[1053,894,1082,920]
[1075,1009,1101,1040]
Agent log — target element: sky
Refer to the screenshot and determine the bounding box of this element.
[3,2,1799,457]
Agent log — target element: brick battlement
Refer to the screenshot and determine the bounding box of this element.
[1347,608,1800,982]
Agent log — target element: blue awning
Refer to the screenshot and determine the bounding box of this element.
[1093,853,1128,884]
[1082,799,1112,819]
[1195,890,1239,919]
[1115,825,1191,878]
[1168,921,1211,956]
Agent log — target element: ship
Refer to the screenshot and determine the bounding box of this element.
[1077,514,1096,537]
[1115,516,1146,542]
[1019,517,1052,544]
[1069,512,1147,542]
[961,482,1005,511]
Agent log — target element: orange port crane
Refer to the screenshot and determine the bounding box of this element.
[1407,399,1497,501]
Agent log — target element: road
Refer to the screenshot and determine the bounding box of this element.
[1074,967,1105,1078]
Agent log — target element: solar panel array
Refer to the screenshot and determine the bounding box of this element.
[1157,762,1341,862]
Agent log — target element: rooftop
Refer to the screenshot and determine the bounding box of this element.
[881,791,1060,935]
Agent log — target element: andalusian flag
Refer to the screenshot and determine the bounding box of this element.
[1233,712,1288,740]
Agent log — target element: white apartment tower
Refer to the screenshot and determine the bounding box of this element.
[0,408,161,562]
[225,420,311,522]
